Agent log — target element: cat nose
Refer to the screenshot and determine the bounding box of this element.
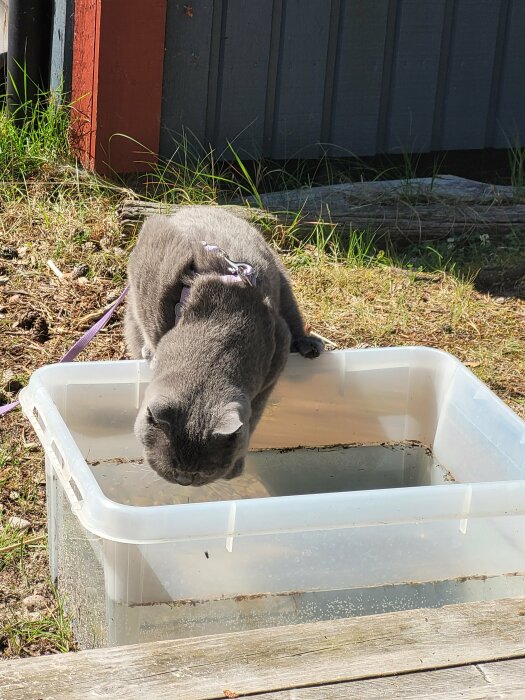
[175,473,193,486]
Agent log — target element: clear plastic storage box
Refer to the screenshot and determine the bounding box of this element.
[20,347,525,648]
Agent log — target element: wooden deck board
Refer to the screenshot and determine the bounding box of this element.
[249,658,525,699]
[2,597,525,699]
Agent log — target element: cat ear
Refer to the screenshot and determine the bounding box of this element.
[213,402,244,436]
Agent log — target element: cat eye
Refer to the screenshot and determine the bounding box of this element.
[225,428,241,442]
[146,406,173,433]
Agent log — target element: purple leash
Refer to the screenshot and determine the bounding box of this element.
[0,285,129,417]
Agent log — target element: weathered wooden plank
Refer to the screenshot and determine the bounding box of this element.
[271,0,332,159]
[117,201,275,238]
[493,0,525,148]
[330,0,390,156]
[118,176,525,242]
[214,0,274,158]
[160,1,214,158]
[242,175,519,207]
[2,598,525,700]
[386,0,446,153]
[439,0,502,151]
[248,658,525,699]
[273,202,525,242]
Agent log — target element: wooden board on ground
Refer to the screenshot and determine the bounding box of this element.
[2,597,525,699]
[118,175,525,243]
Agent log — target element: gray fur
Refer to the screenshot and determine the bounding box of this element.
[125,206,322,486]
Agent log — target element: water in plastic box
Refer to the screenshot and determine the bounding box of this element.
[82,442,525,644]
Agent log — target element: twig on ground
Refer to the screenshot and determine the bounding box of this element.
[76,301,122,327]
[2,290,34,296]
[46,259,64,281]
[0,534,46,554]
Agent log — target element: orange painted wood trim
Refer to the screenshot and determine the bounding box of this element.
[71,0,100,171]
[71,0,167,174]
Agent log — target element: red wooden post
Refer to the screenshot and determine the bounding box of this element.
[71,0,167,174]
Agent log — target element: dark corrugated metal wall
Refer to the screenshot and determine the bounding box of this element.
[160,0,525,160]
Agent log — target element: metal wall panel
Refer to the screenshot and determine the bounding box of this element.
[493,0,525,148]
[160,1,214,157]
[439,0,503,150]
[384,0,446,153]
[89,0,525,161]
[271,0,332,158]
[330,0,390,156]
[214,0,274,157]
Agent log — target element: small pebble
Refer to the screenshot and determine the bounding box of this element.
[82,241,99,252]
[9,491,19,500]
[106,289,121,303]
[0,246,18,260]
[71,263,89,280]
[6,377,23,393]
[7,516,30,531]
[26,611,43,621]
[22,594,48,612]
[1,368,15,388]
[32,317,50,343]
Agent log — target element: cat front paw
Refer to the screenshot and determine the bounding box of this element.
[141,345,156,367]
[291,335,324,359]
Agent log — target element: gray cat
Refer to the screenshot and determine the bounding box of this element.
[125,206,323,486]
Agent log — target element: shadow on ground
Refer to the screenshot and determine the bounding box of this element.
[474,263,525,300]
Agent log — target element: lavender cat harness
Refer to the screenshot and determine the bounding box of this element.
[175,241,256,322]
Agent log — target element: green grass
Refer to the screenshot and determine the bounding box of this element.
[0,92,71,183]
[508,144,525,199]
[1,590,75,657]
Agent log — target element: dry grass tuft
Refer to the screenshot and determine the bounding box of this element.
[289,259,525,417]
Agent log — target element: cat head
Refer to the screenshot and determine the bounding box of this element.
[134,390,251,486]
